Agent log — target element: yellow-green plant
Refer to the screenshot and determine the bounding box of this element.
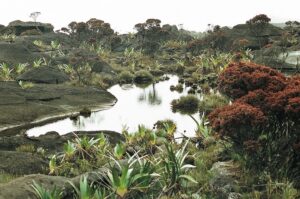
[32,181,63,199]
[49,155,58,175]
[16,144,35,153]
[33,40,48,49]
[0,63,13,81]
[15,63,29,75]
[0,34,16,42]
[74,136,100,159]
[69,176,111,199]
[105,153,158,198]
[18,80,34,89]
[113,143,126,160]
[33,57,48,68]
[63,140,77,161]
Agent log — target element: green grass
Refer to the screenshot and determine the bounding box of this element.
[0,172,18,184]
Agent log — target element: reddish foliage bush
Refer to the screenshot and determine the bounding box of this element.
[285,97,300,120]
[209,62,300,181]
[208,102,267,142]
[218,62,287,99]
[266,88,300,120]
[236,89,269,110]
[287,75,300,88]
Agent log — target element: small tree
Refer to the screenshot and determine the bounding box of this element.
[29,12,41,22]
[246,14,271,48]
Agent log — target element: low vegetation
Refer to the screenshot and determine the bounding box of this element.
[0,14,299,199]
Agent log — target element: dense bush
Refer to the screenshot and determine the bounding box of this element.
[133,70,154,84]
[118,71,134,84]
[171,95,200,114]
[209,62,300,183]
[217,62,287,99]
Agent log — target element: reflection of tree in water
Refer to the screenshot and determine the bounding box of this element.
[73,117,86,129]
[138,83,162,105]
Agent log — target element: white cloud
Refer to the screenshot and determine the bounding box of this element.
[1,0,300,33]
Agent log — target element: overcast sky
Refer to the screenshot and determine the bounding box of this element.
[2,0,300,33]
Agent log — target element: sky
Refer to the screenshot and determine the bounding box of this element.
[1,0,300,33]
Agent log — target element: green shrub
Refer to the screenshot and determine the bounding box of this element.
[118,71,134,84]
[149,69,164,76]
[134,70,154,84]
[171,95,200,114]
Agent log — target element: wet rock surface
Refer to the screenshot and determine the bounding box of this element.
[0,81,116,134]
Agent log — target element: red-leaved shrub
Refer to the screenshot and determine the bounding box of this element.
[217,62,287,99]
[209,62,300,183]
[208,102,267,142]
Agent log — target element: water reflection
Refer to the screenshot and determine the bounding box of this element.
[138,84,162,105]
[27,75,201,137]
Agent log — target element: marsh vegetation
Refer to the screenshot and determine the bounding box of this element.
[0,14,299,199]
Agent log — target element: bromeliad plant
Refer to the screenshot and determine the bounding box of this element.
[113,142,126,160]
[69,175,112,199]
[158,140,198,195]
[0,63,13,81]
[104,153,159,198]
[49,133,110,176]
[73,135,100,159]
[63,141,77,161]
[32,180,63,199]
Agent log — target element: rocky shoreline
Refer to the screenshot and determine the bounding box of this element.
[0,81,117,136]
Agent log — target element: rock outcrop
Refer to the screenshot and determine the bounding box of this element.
[6,20,54,36]
[17,66,69,84]
[0,81,116,134]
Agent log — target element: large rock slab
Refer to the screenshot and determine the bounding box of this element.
[6,20,54,35]
[0,41,41,65]
[0,82,116,134]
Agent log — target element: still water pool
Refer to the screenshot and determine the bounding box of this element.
[27,75,201,137]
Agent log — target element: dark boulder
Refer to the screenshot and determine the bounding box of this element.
[91,59,114,74]
[0,151,47,175]
[0,41,41,65]
[17,66,69,84]
[6,20,54,36]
